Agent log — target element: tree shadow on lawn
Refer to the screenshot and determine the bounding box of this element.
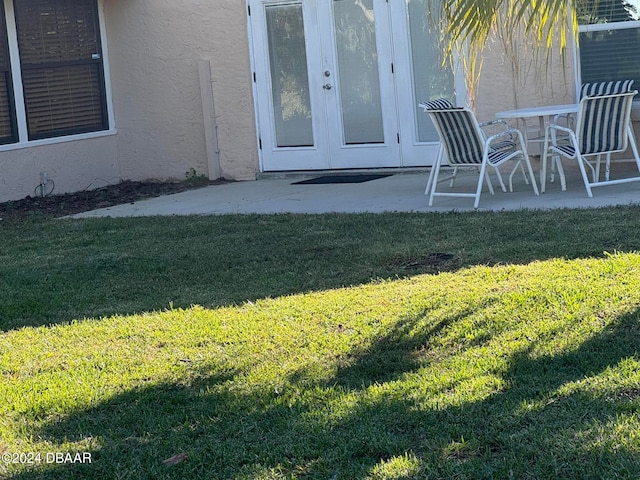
[4,208,640,332]
[323,301,497,390]
[9,306,640,480]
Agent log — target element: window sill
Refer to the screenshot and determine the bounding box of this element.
[0,129,118,152]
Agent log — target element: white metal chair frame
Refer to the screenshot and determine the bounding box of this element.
[423,105,539,208]
[424,118,529,195]
[542,90,640,197]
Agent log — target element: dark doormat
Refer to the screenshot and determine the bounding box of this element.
[292,174,393,185]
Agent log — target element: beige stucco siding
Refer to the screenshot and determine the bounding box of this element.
[0,136,119,203]
[0,0,258,203]
[476,34,577,120]
[472,33,576,156]
[103,0,258,183]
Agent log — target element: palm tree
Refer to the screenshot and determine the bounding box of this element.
[437,0,578,52]
[432,0,580,106]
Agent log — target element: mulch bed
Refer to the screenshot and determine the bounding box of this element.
[0,179,227,222]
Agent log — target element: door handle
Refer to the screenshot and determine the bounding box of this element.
[323,83,332,90]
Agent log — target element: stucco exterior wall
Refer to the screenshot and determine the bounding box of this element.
[103,0,258,183]
[470,31,576,157]
[0,136,119,203]
[0,0,259,203]
[476,31,577,124]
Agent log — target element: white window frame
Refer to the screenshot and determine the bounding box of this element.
[0,0,115,152]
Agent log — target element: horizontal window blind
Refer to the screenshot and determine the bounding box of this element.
[578,0,640,94]
[579,28,640,85]
[22,64,105,136]
[14,0,107,139]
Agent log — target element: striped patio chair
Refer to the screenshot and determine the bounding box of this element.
[548,80,636,187]
[420,100,539,208]
[542,90,640,197]
[553,80,635,131]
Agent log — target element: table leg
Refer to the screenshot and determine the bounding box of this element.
[541,148,547,194]
[539,116,547,189]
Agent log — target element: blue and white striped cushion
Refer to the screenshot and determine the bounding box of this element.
[489,140,517,152]
[580,80,634,99]
[487,148,518,165]
[579,94,628,155]
[428,109,484,164]
[421,99,455,110]
[549,144,576,158]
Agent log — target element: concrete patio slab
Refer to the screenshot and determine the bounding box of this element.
[72,162,640,218]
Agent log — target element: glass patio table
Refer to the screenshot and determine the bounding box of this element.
[496,103,580,191]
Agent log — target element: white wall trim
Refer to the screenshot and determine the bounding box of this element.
[98,0,116,132]
[246,0,265,172]
[0,129,117,153]
[4,0,26,142]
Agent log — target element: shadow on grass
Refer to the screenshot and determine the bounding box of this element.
[3,209,640,331]
[327,301,497,390]
[8,305,640,479]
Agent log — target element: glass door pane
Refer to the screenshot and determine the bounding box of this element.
[407,0,454,142]
[266,4,314,147]
[332,0,384,144]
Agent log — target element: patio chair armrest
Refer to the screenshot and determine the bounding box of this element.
[553,112,575,124]
[485,128,524,149]
[546,124,574,136]
[545,123,578,147]
[479,119,509,130]
[479,120,512,143]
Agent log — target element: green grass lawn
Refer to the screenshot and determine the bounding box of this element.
[2,209,640,479]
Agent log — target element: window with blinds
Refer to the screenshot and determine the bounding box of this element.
[14,0,108,140]
[0,3,16,144]
[578,0,640,92]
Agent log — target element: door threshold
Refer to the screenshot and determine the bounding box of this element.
[257,167,429,180]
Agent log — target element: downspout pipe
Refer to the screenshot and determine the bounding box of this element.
[199,60,223,180]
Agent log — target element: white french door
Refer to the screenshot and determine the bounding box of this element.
[248,0,460,171]
[389,0,463,166]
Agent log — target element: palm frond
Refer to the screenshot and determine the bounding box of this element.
[432,0,578,106]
